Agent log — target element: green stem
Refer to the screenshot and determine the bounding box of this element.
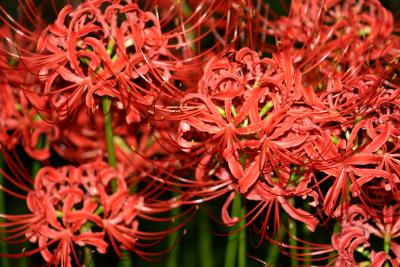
[102,96,117,169]
[79,223,95,267]
[266,226,287,266]
[238,204,246,267]
[302,203,312,266]
[0,154,10,267]
[83,243,95,267]
[116,251,132,267]
[166,203,181,267]
[383,225,391,267]
[384,225,391,254]
[288,201,298,267]
[224,193,244,267]
[198,206,213,267]
[102,96,131,267]
[302,225,311,266]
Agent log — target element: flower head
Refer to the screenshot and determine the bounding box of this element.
[0,160,184,265]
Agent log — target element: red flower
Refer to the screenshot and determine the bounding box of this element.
[264,0,396,78]
[20,0,172,122]
[0,64,58,160]
[0,160,185,265]
[177,48,323,236]
[331,204,400,267]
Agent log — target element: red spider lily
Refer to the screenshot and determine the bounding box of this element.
[262,0,397,78]
[330,204,400,267]
[268,204,400,266]
[316,115,400,217]
[176,47,325,237]
[363,205,400,258]
[0,70,59,161]
[2,0,243,123]
[303,123,383,215]
[1,0,400,266]
[0,21,63,160]
[0,1,165,121]
[0,160,189,265]
[178,48,313,186]
[331,226,370,267]
[26,0,172,121]
[0,161,112,266]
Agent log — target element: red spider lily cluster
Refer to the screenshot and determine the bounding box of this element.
[0,0,400,266]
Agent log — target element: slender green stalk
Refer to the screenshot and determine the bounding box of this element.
[224,193,244,267]
[116,251,132,267]
[102,96,131,267]
[238,204,246,267]
[384,225,391,254]
[266,226,287,266]
[302,224,311,266]
[83,243,95,267]
[288,199,298,267]
[288,218,298,266]
[102,96,117,169]
[198,206,213,267]
[0,154,10,267]
[166,204,181,267]
[302,203,312,266]
[383,225,391,267]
